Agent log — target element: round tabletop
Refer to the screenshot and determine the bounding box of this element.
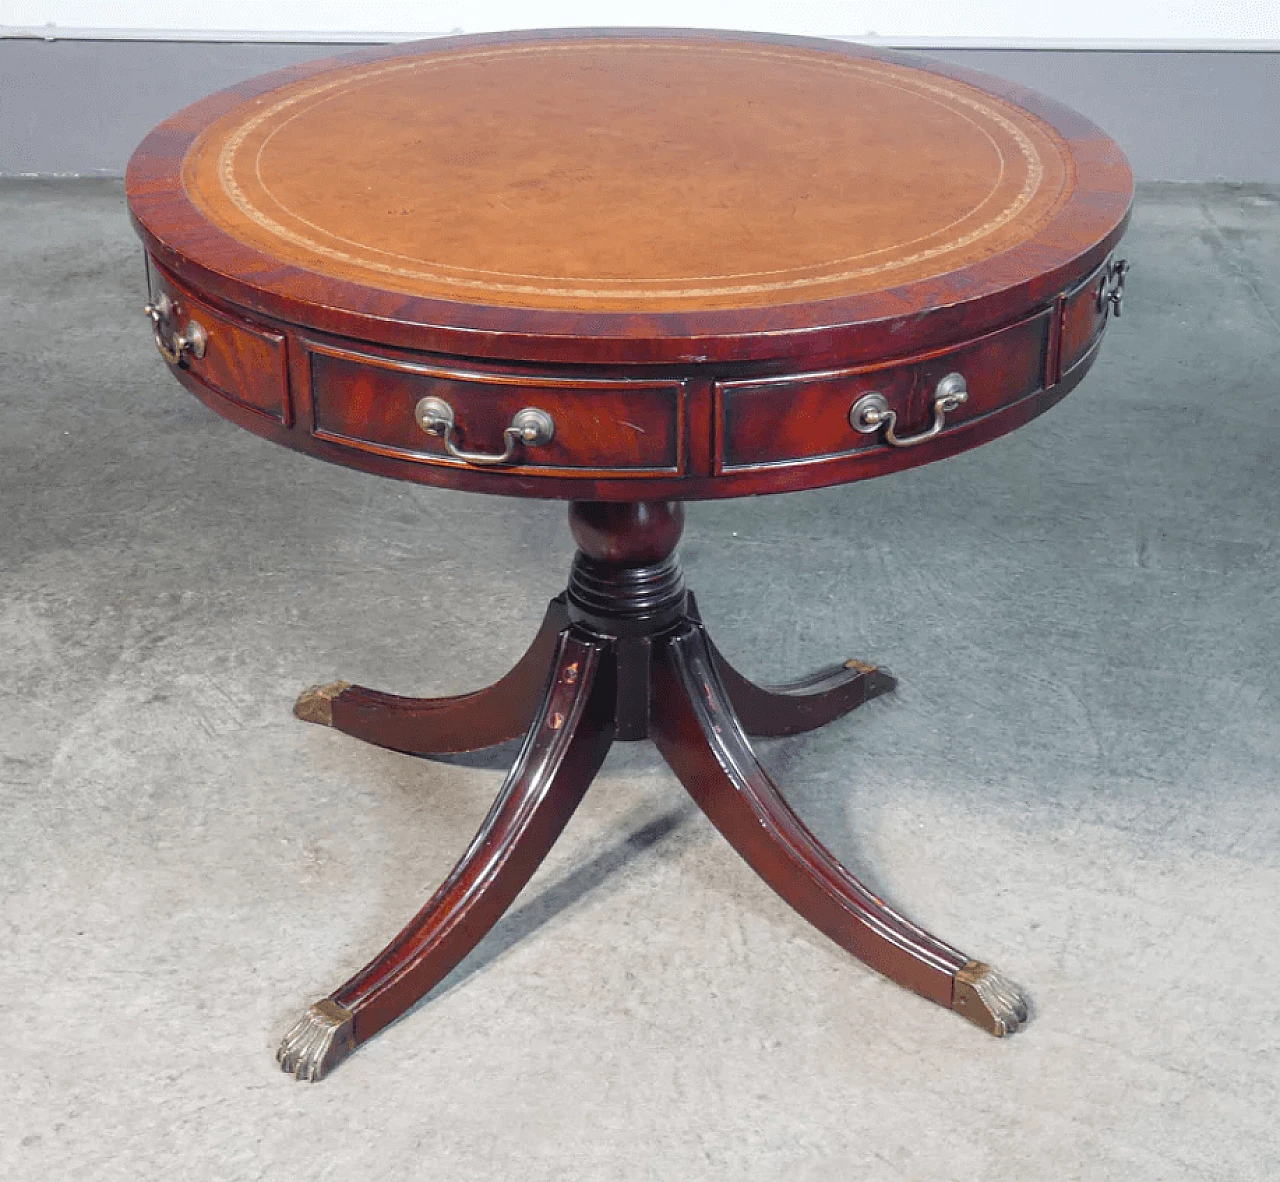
[128,29,1132,500]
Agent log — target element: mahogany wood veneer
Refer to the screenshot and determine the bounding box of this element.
[126,28,1132,1080]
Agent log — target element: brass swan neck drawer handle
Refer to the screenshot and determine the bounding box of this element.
[144,293,207,364]
[415,396,556,467]
[1097,257,1129,318]
[849,372,969,448]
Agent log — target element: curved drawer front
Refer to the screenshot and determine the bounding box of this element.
[715,306,1055,473]
[306,342,684,477]
[140,251,1115,499]
[1059,254,1118,375]
[148,265,290,424]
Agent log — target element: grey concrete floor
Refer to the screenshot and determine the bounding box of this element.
[1,179,1278,1180]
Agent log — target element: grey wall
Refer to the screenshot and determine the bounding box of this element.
[931,49,1280,183]
[2,37,1278,181]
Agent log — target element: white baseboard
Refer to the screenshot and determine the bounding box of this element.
[4,26,1280,51]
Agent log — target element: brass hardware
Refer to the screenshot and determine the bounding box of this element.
[277,999,356,1082]
[850,371,968,448]
[414,396,555,467]
[144,293,208,364]
[1096,257,1129,318]
[952,961,1030,1037]
[294,681,352,726]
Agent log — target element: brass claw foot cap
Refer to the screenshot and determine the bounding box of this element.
[277,998,356,1082]
[294,681,352,726]
[844,659,898,694]
[953,961,1030,1037]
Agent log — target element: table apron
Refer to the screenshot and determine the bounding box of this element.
[144,254,1118,500]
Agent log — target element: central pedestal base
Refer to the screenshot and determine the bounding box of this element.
[281,501,1028,1081]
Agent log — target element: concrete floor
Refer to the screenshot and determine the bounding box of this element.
[2,179,1278,1180]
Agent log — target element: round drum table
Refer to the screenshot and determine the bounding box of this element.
[127,28,1132,1081]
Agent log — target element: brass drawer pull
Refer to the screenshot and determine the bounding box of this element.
[144,293,208,364]
[414,396,555,466]
[1096,257,1129,318]
[850,372,968,448]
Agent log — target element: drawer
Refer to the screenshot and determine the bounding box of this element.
[715,307,1053,473]
[147,262,290,423]
[306,343,684,476]
[1058,254,1116,376]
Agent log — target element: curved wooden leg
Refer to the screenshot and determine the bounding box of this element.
[706,635,897,738]
[294,595,571,755]
[684,593,895,737]
[650,621,1028,1037]
[278,629,615,1080]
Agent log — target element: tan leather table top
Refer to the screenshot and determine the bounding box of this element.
[182,37,1074,314]
[129,28,1131,372]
